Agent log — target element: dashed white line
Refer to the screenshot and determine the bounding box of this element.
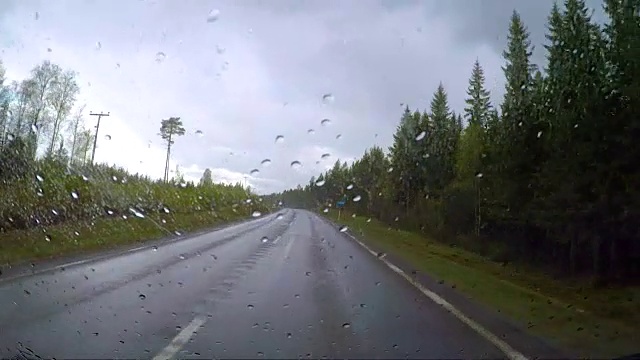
[344,232,528,360]
[153,316,207,360]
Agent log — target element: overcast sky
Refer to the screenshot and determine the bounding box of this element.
[0,0,604,194]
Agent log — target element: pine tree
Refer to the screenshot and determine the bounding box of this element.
[464,60,492,127]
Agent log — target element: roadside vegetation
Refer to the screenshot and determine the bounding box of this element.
[0,59,266,266]
[274,0,640,356]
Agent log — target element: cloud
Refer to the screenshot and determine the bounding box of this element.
[0,0,604,194]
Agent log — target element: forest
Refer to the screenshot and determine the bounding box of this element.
[278,0,640,285]
[0,59,265,265]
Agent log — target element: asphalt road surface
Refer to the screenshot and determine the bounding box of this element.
[0,209,512,359]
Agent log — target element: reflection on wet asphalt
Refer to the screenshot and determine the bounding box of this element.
[0,209,503,359]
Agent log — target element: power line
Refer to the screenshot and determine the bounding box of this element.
[89,111,110,164]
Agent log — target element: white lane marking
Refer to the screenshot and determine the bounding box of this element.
[344,232,528,360]
[153,316,207,360]
[128,246,147,253]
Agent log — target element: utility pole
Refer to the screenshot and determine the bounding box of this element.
[89,111,110,164]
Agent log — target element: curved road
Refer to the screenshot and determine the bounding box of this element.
[1,209,509,359]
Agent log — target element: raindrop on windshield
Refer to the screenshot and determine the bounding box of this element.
[416,131,426,141]
[339,226,348,233]
[537,131,543,138]
[353,195,362,202]
[290,161,302,169]
[44,234,52,242]
[323,208,329,213]
[155,52,166,63]
[321,118,331,126]
[36,174,44,182]
[321,153,330,159]
[104,134,112,140]
[195,129,203,136]
[261,159,271,167]
[95,41,102,50]
[70,191,79,199]
[261,237,269,243]
[276,213,284,220]
[250,169,260,176]
[336,134,342,140]
[247,304,254,309]
[346,184,354,190]
[207,9,220,22]
[216,45,225,54]
[252,211,262,218]
[315,179,326,186]
[139,294,146,300]
[476,172,484,178]
[342,323,351,329]
[308,129,315,135]
[275,135,284,143]
[34,12,39,20]
[322,93,334,104]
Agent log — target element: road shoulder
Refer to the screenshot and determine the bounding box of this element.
[318,213,575,360]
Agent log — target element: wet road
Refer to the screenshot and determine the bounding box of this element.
[0,209,506,359]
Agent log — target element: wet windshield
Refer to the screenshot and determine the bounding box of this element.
[0,0,638,359]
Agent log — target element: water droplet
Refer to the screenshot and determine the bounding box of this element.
[377,252,386,258]
[34,12,39,20]
[416,131,426,141]
[290,161,302,169]
[322,93,334,104]
[353,195,362,202]
[112,175,118,181]
[387,167,394,173]
[247,304,254,309]
[321,153,330,159]
[249,169,260,177]
[139,294,146,300]
[346,184,354,190]
[537,131,543,138]
[106,209,114,215]
[320,118,331,126]
[286,332,292,338]
[252,211,262,218]
[336,134,342,140]
[366,218,371,223]
[305,271,311,276]
[207,9,220,22]
[6,133,15,141]
[261,159,271,167]
[96,41,102,50]
[155,52,166,63]
[261,237,269,243]
[476,172,484,178]
[71,191,79,199]
[342,323,351,329]
[195,129,203,136]
[275,135,284,143]
[152,246,158,251]
[45,234,52,242]
[216,45,226,54]
[174,230,182,236]
[82,175,89,181]
[130,208,145,218]
[47,48,52,53]
[24,289,31,296]
[36,174,44,182]
[315,179,326,186]
[276,213,284,220]
[51,209,59,216]
[307,129,315,135]
[339,226,348,233]
[323,208,329,213]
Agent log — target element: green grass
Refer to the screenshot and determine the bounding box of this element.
[0,209,247,265]
[327,210,639,358]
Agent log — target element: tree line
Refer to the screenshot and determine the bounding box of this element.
[0,61,264,243]
[278,0,640,285]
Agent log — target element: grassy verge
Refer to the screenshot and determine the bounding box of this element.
[327,210,639,358]
[0,209,248,266]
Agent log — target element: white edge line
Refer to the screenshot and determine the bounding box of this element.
[153,316,207,360]
[344,232,529,360]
